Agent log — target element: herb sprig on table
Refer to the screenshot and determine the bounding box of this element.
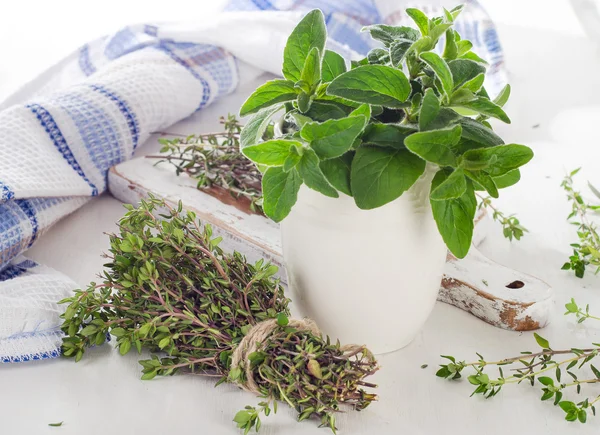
[561,169,600,278]
[436,332,600,423]
[478,194,528,241]
[238,6,533,259]
[149,115,264,213]
[59,198,378,433]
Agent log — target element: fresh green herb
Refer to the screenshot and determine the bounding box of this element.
[436,334,600,423]
[477,194,528,241]
[59,198,378,433]
[149,115,263,213]
[561,169,600,278]
[48,422,63,427]
[239,6,533,259]
[482,279,488,286]
[421,364,428,369]
[565,298,600,323]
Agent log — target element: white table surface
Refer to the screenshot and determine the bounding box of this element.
[3,8,600,435]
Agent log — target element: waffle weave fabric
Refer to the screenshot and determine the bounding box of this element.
[0,0,505,363]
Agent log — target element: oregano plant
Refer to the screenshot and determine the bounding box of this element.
[239,6,533,258]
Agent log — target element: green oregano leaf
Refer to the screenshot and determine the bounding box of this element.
[443,29,458,60]
[456,40,473,57]
[304,102,347,121]
[411,36,434,54]
[361,124,415,149]
[460,73,485,93]
[327,65,411,108]
[406,8,430,36]
[261,166,302,222]
[240,105,283,149]
[351,146,425,209]
[448,59,486,90]
[464,170,499,198]
[453,97,511,124]
[430,168,467,200]
[493,84,511,107]
[282,9,327,82]
[492,169,520,189]
[457,117,504,147]
[361,24,419,47]
[321,50,347,82]
[283,146,302,172]
[404,125,462,166]
[239,80,297,116]
[297,91,311,113]
[319,153,353,196]
[419,88,440,131]
[300,47,322,89]
[242,139,299,166]
[420,52,454,99]
[367,48,390,65]
[390,39,413,67]
[296,148,339,198]
[349,104,371,119]
[430,172,477,259]
[301,116,367,159]
[463,144,534,177]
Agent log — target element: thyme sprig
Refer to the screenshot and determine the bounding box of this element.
[149,115,264,213]
[565,298,600,324]
[59,198,378,433]
[561,168,600,278]
[437,333,600,423]
[477,194,528,241]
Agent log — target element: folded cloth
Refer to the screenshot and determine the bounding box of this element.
[0,0,506,363]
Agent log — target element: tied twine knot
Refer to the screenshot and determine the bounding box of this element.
[230,318,366,394]
[230,318,320,393]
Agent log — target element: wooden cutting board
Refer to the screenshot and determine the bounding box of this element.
[108,157,553,331]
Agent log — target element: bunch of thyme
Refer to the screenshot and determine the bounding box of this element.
[561,168,600,278]
[436,331,600,423]
[59,197,378,433]
[149,115,264,213]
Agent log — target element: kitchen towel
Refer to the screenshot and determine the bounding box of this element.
[0,0,505,362]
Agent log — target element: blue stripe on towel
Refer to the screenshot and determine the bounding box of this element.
[0,203,25,271]
[15,200,39,248]
[88,84,140,151]
[27,103,98,196]
[55,93,124,178]
[250,0,274,9]
[0,258,37,282]
[78,45,96,76]
[0,181,14,202]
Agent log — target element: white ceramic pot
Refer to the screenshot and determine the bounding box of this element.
[280,169,447,354]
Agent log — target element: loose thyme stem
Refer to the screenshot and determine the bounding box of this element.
[437,333,600,423]
[465,348,598,367]
[476,193,528,241]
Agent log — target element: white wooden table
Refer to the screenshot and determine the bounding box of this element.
[2,12,600,435]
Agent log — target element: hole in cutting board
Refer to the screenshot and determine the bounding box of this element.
[506,280,525,289]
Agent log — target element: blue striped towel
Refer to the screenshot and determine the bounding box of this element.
[0,0,506,363]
